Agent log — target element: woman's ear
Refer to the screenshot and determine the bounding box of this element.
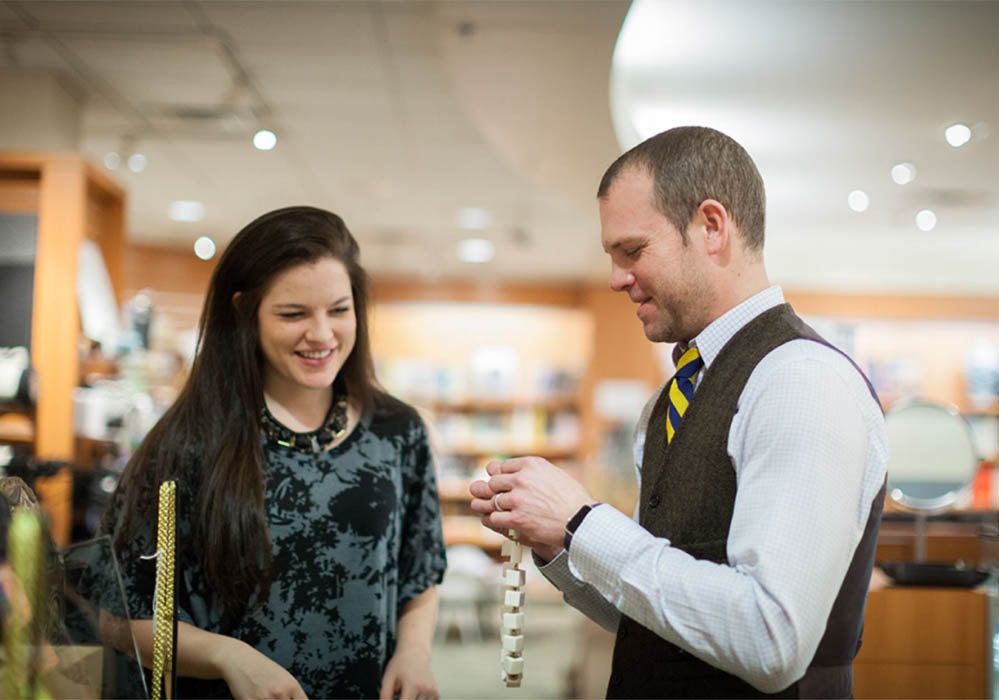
[232,291,243,310]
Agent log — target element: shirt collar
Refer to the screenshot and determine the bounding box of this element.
[690,285,785,370]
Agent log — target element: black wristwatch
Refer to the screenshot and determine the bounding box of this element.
[563,502,601,552]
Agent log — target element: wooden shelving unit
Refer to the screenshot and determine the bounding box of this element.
[0,152,125,546]
[0,403,35,445]
[369,299,595,554]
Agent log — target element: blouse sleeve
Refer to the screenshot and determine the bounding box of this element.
[102,491,159,622]
[396,412,447,611]
[104,481,205,629]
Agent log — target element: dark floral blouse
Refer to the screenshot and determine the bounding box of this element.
[112,401,447,699]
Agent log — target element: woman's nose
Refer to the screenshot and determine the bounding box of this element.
[305,315,334,342]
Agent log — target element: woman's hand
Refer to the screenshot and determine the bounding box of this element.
[214,637,308,699]
[379,645,439,700]
[382,587,440,700]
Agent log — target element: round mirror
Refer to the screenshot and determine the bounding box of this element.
[884,399,980,512]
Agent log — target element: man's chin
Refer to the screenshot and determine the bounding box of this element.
[640,322,669,343]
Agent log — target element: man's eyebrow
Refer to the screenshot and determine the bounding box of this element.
[604,237,643,252]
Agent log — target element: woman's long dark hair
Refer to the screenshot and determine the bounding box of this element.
[103,206,384,606]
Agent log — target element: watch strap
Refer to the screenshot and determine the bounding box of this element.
[563,502,600,552]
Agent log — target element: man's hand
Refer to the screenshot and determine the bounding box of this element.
[469,456,595,561]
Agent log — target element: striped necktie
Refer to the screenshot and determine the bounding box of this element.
[666,345,704,444]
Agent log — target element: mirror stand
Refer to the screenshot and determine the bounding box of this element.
[913,512,927,563]
[880,399,990,587]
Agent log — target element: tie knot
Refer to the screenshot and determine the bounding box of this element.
[675,346,703,380]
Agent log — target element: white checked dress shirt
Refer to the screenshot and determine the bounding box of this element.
[537,286,888,693]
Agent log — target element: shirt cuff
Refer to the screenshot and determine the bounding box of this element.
[533,547,581,590]
[566,503,663,591]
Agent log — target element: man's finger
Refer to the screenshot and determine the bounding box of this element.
[468,480,493,498]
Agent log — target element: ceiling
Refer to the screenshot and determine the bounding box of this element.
[1,0,998,296]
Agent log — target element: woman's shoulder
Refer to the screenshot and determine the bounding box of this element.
[368,391,426,434]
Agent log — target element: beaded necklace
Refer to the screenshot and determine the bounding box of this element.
[260,383,349,453]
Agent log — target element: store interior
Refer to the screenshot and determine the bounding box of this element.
[2,1,999,698]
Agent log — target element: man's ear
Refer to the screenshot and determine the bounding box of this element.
[697,199,732,255]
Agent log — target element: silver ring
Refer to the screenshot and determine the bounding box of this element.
[492,493,506,512]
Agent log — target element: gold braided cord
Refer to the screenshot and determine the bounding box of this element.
[151,481,177,700]
[1,509,51,700]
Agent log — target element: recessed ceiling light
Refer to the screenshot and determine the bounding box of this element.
[253,129,278,151]
[890,162,917,185]
[193,236,217,260]
[847,190,870,212]
[915,209,937,232]
[103,152,121,170]
[127,153,147,172]
[456,207,492,230]
[944,123,972,148]
[457,237,495,263]
[168,200,205,222]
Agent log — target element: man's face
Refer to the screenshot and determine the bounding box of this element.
[599,168,713,343]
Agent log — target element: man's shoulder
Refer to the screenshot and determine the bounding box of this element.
[755,338,878,403]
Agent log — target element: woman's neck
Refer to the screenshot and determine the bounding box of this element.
[263,387,333,433]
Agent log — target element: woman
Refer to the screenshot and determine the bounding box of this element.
[102,206,447,699]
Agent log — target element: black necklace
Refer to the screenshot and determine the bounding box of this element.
[260,385,349,454]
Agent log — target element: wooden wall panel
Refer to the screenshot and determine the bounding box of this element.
[787,290,999,320]
[122,244,216,298]
[371,277,584,307]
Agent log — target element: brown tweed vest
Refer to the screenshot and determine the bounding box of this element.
[606,303,885,699]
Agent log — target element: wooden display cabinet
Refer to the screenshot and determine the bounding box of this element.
[0,153,125,546]
[854,585,990,699]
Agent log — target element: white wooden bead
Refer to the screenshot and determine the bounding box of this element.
[503,568,525,587]
[504,589,525,607]
[501,539,523,564]
[502,634,524,652]
[501,670,522,687]
[503,612,525,630]
[503,655,525,675]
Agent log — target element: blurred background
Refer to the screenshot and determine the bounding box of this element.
[1,1,998,698]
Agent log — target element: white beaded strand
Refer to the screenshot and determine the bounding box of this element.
[500,529,525,687]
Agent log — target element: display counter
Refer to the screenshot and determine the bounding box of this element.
[854,579,992,699]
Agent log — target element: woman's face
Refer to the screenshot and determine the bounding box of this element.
[256,256,357,400]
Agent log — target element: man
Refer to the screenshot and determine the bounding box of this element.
[470,126,887,698]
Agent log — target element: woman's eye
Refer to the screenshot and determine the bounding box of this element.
[279,312,304,319]
[331,306,351,315]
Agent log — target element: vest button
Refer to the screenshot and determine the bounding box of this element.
[610,673,623,687]
[648,494,660,508]
[619,626,628,639]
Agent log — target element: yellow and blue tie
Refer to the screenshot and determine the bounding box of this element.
[666,346,703,444]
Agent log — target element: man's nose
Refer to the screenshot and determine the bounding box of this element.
[609,264,634,292]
